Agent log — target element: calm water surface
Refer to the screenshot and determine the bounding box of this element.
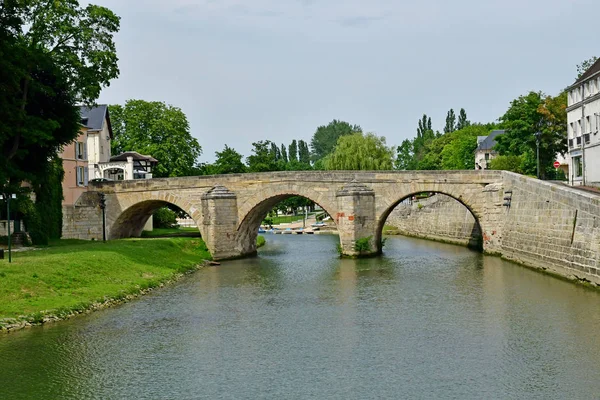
[1,235,600,399]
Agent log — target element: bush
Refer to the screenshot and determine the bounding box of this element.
[153,207,178,229]
[355,236,372,253]
[489,155,524,173]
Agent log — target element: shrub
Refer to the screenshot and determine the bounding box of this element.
[355,236,372,253]
[153,207,178,229]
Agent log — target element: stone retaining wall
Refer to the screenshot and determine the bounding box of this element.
[502,172,600,284]
[386,194,481,249]
[62,192,104,241]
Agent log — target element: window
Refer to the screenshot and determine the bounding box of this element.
[484,153,490,161]
[569,122,575,138]
[586,116,591,133]
[76,166,88,186]
[75,142,86,160]
[573,156,583,178]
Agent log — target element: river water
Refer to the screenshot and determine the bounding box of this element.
[1,234,600,399]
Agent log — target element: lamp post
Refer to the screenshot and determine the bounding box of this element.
[99,193,106,242]
[0,193,17,263]
[534,131,542,179]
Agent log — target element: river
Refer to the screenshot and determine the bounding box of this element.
[1,234,599,399]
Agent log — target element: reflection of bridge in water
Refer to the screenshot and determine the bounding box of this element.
[69,170,600,286]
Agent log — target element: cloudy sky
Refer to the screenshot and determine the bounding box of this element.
[95,0,599,162]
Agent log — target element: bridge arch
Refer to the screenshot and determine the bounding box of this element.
[376,190,484,253]
[235,188,340,256]
[108,192,205,240]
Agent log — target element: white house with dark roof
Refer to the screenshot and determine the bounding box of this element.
[566,58,600,186]
[474,130,504,170]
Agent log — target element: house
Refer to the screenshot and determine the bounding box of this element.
[59,105,157,238]
[474,130,504,169]
[566,58,600,186]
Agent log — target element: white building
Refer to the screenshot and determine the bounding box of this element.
[566,59,600,186]
[474,130,504,170]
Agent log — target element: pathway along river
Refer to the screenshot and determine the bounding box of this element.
[1,235,600,399]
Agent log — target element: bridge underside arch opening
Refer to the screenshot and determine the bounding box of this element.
[236,194,338,257]
[378,192,483,253]
[110,200,200,239]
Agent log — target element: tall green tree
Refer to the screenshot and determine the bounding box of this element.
[440,125,492,170]
[213,145,246,174]
[280,144,288,163]
[247,140,279,172]
[298,140,311,165]
[288,140,298,162]
[325,133,393,170]
[444,109,456,134]
[110,100,202,177]
[2,0,120,163]
[0,0,119,188]
[310,119,362,161]
[495,91,567,179]
[456,108,470,130]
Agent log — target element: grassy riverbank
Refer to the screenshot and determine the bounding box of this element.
[0,237,211,327]
[141,227,201,238]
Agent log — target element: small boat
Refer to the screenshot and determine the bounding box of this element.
[258,228,266,234]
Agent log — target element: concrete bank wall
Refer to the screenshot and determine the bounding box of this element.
[386,194,481,249]
[502,172,600,285]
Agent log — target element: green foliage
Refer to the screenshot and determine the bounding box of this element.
[444,109,456,134]
[256,235,266,248]
[153,207,178,229]
[456,108,470,130]
[495,91,567,179]
[354,236,372,253]
[298,139,311,165]
[288,140,298,162]
[110,100,202,177]
[213,145,246,174]
[489,155,524,173]
[247,140,279,172]
[576,56,599,79]
[280,144,288,163]
[325,133,394,170]
[310,119,362,161]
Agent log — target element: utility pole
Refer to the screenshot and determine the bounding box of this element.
[99,193,106,241]
[1,193,17,263]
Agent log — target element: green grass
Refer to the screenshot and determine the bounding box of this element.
[264,214,309,225]
[0,237,210,323]
[141,227,200,238]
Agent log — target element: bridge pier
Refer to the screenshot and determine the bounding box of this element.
[336,181,378,257]
[201,186,242,260]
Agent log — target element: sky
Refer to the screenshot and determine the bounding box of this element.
[94,0,600,163]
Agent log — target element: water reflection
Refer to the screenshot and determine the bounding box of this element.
[0,234,599,399]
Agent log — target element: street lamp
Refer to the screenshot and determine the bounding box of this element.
[534,131,542,179]
[0,193,17,263]
[99,193,106,242]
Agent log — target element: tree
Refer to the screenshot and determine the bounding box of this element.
[213,145,246,174]
[576,56,598,79]
[110,100,202,177]
[495,91,567,179]
[247,140,279,172]
[2,0,120,163]
[489,155,524,173]
[444,109,456,134]
[324,133,394,170]
[298,140,311,165]
[269,142,281,161]
[440,125,492,170]
[456,108,470,130]
[288,140,298,162]
[395,139,415,170]
[280,144,288,163]
[310,119,362,161]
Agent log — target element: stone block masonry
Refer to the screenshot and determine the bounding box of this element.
[386,194,481,249]
[62,192,104,241]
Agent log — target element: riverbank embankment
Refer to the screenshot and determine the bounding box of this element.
[0,237,212,332]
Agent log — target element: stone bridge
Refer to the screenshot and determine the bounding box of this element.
[63,170,600,286]
[87,171,505,259]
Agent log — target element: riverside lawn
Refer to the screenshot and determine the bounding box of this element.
[0,237,211,326]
